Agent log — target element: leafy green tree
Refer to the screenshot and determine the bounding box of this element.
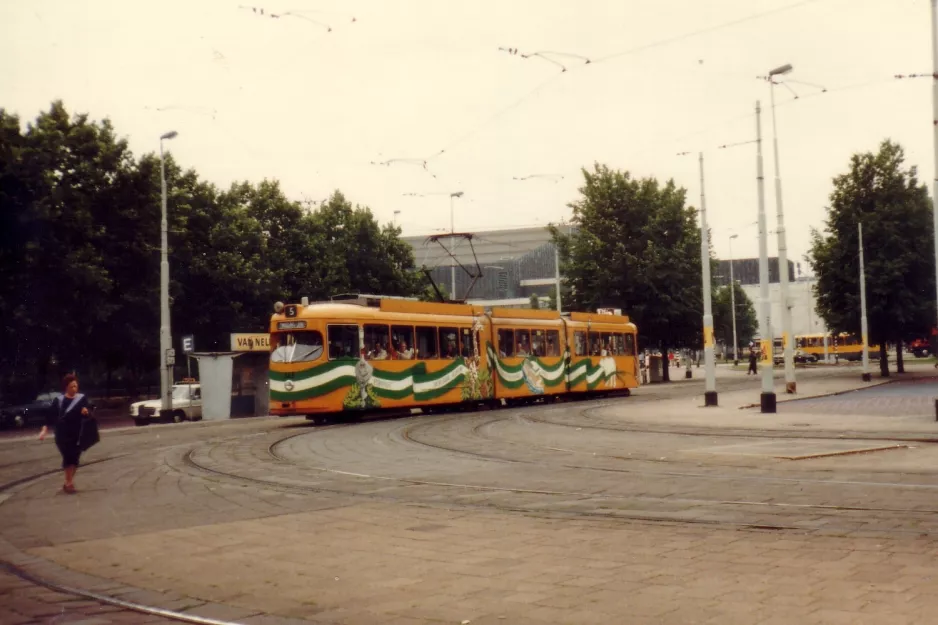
[0,101,427,398]
[529,293,540,309]
[305,191,424,299]
[808,140,934,376]
[1,101,128,395]
[711,282,757,359]
[551,164,704,382]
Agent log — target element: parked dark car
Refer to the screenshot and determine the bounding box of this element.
[773,349,818,365]
[0,392,62,429]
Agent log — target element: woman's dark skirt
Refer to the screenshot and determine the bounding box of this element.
[54,422,82,468]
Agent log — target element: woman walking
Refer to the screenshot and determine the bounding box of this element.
[38,374,93,493]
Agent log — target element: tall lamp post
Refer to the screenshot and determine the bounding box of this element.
[698,153,718,406]
[931,0,938,352]
[159,130,178,419]
[767,63,796,394]
[449,191,463,300]
[756,102,776,413]
[728,233,740,365]
[859,222,872,382]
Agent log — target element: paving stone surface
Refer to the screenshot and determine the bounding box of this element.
[2,365,938,624]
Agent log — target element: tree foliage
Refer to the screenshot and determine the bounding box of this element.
[807,140,934,376]
[551,164,705,379]
[0,101,423,398]
[711,282,758,356]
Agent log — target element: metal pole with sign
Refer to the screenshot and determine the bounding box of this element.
[182,335,195,380]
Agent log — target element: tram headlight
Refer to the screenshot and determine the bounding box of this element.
[274,301,284,314]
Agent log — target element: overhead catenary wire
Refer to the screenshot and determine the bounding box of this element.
[427,0,828,165]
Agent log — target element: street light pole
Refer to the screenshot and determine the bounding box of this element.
[698,153,718,406]
[554,244,562,314]
[859,222,872,382]
[756,102,776,413]
[159,130,178,418]
[449,191,463,301]
[729,233,739,366]
[768,63,796,394]
[931,0,938,350]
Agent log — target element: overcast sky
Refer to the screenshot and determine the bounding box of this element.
[2,0,932,270]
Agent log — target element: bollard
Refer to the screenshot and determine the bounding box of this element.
[935,398,938,422]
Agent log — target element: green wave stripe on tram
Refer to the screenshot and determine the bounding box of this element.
[485,344,567,389]
[270,374,357,401]
[269,360,351,382]
[567,358,618,390]
[270,357,467,402]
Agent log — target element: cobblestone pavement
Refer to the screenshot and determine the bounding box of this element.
[3,367,938,624]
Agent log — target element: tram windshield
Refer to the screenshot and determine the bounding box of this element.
[271,331,324,363]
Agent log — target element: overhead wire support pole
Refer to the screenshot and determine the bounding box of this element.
[859,222,872,382]
[931,0,938,352]
[768,63,796,394]
[756,101,777,413]
[699,153,718,406]
[729,234,740,365]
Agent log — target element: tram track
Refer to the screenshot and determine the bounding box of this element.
[162,414,938,537]
[391,409,938,490]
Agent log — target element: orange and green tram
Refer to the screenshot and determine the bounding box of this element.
[268,297,639,420]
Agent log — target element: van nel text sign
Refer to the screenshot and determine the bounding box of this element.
[231,333,271,352]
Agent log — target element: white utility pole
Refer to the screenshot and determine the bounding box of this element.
[449,192,463,301]
[768,63,796,394]
[729,233,739,365]
[159,130,178,418]
[931,1,938,352]
[554,244,562,314]
[859,222,872,382]
[756,102,776,413]
[699,153,717,406]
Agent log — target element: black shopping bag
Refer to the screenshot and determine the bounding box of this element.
[78,418,100,452]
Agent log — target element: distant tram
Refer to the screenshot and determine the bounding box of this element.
[795,332,878,361]
[268,297,639,421]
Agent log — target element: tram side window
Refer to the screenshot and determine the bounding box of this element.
[415,326,438,359]
[515,329,532,357]
[392,325,414,360]
[598,332,612,356]
[531,330,547,357]
[497,329,515,357]
[574,331,587,356]
[589,332,602,356]
[364,324,391,360]
[439,327,459,359]
[459,327,476,358]
[625,333,636,355]
[546,330,561,356]
[328,325,359,360]
[271,331,324,363]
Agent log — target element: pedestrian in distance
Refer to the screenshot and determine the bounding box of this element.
[747,346,758,375]
[38,374,98,494]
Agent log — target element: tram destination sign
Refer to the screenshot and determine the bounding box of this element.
[277,321,307,330]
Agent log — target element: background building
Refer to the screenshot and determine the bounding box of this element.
[716,257,822,339]
[402,226,568,307]
[402,231,824,339]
